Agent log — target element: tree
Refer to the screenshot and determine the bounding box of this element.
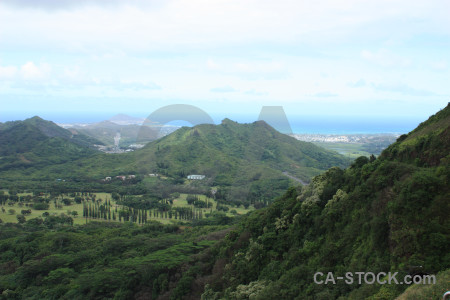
[16,214,26,224]
[8,209,16,215]
[71,211,78,217]
[21,209,32,215]
[33,203,49,210]
[112,192,120,201]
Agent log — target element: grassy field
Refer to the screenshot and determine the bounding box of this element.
[172,193,254,217]
[0,192,254,225]
[0,192,114,225]
[313,142,371,159]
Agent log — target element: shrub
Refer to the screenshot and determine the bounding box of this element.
[33,203,50,210]
[16,214,26,224]
[21,209,32,215]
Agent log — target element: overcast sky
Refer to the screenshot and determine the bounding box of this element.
[0,0,449,126]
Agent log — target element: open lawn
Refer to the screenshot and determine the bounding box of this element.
[172,193,254,217]
[0,192,254,225]
[313,142,371,159]
[0,192,115,225]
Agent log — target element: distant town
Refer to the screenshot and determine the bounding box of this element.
[290,133,400,143]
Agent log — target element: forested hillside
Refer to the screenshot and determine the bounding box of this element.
[0,118,351,208]
[0,117,100,171]
[0,221,231,299]
[136,118,350,182]
[0,105,448,299]
[190,104,449,299]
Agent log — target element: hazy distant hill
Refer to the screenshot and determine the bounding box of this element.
[0,116,100,170]
[73,118,179,147]
[108,113,145,125]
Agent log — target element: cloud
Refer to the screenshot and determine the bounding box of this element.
[20,62,51,81]
[210,86,236,93]
[5,0,448,55]
[430,60,447,71]
[2,61,163,93]
[118,80,161,91]
[233,61,287,79]
[371,82,436,96]
[314,92,338,97]
[207,59,288,80]
[207,59,220,70]
[361,49,411,68]
[0,0,129,11]
[244,89,269,96]
[0,65,18,80]
[348,78,366,88]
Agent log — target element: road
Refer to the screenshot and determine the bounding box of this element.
[282,171,309,186]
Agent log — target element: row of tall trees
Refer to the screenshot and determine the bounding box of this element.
[82,200,206,224]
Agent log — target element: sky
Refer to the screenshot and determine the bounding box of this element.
[0,0,449,133]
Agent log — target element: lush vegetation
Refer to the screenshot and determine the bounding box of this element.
[0,190,253,227]
[0,117,351,208]
[0,221,229,299]
[0,105,448,299]
[191,104,449,299]
[0,117,101,172]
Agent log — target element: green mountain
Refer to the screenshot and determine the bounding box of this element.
[0,117,351,207]
[0,106,448,299]
[187,104,449,299]
[0,116,101,171]
[134,118,350,181]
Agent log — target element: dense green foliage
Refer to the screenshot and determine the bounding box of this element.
[192,104,450,299]
[140,119,350,181]
[0,221,228,299]
[0,117,101,172]
[1,105,448,299]
[0,118,350,208]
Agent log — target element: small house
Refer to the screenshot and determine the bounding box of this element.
[187,175,205,180]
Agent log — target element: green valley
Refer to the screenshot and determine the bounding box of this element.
[0,104,448,299]
[0,117,351,209]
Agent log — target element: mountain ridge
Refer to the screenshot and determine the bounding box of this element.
[191,104,450,299]
[0,117,352,206]
[135,118,351,182]
[0,117,101,171]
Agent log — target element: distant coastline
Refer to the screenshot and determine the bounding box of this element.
[0,113,420,135]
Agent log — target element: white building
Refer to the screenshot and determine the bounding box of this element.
[187,175,205,180]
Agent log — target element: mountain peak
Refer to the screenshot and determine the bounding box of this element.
[24,116,46,124]
[221,118,238,125]
[27,115,44,121]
